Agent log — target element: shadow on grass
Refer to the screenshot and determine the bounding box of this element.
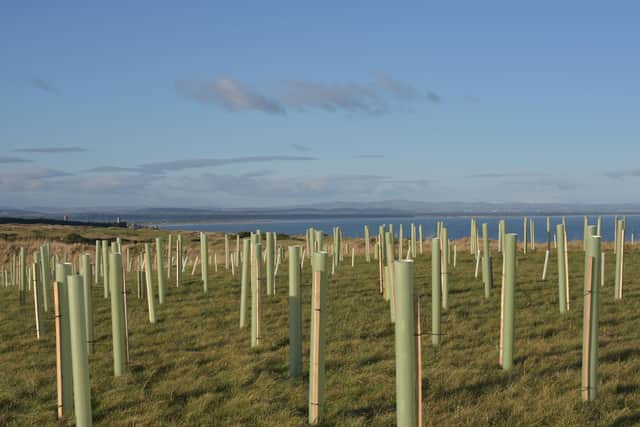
[614,384,639,395]
[441,372,517,403]
[601,347,640,363]
[534,359,582,378]
[610,412,640,427]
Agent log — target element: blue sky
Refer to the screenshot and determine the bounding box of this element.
[1,2,639,208]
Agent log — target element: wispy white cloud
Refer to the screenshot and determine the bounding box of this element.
[280,79,383,113]
[468,171,544,179]
[175,77,284,114]
[0,156,31,164]
[605,169,640,179]
[138,155,315,174]
[176,73,440,115]
[15,146,87,153]
[353,154,384,159]
[291,144,312,153]
[374,72,429,101]
[28,78,60,95]
[169,172,428,201]
[84,166,141,173]
[427,91,441,104]
[0,168,72,191]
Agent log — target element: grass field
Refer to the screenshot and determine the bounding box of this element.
[1,225,639,426]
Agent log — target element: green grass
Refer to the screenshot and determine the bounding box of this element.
[1,233,639,426]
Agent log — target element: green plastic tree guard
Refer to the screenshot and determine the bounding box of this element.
[498,219,505,253]
[557,224,568,313]
[108,253,126,376]
[79,255,94,354]
[394,259,417,427]
[530,218,535,250]
[55,262,74,414]
[385,231,396,322]
[482,223,492,298]
[266,232,274,295]
[614,219,624,300]
[225,234,230,271]
[583,216,588,250]
[200,233,208,294]
[251,241,263,347]
[12,253,16,287]
[167,234,173,280]
[546,217,551,250]
[583,226,595,292]
[315,230,323,252]
[143,244,157,324]
[66,274,93,426]
[19,247,26,305]
[431,238,441,346]
[288,246,302,379]
[32,253,44,338]
[236,234,241,270]
[441,227,449,310]
[470,219,476,254]
[582,234,601,401]
[410,223,416,259]
[240,239,250,328]
[308,228,314,254]
[176,235,183,288]
[501,233,517,370]
[309,251,328,425]
[364,225,370,262]
[523,217,528,254]
[156,238,166,302]
[40,244,50,312]
[542,217,551,280]
[101,240,109,299]
[94,241,100,287]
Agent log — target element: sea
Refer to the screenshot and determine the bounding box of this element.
[160,214,640,243]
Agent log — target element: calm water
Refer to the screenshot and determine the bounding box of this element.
[161,215,640,243]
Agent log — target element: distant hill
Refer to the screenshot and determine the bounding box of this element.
[0,216,126,228]
[2,201,639,225]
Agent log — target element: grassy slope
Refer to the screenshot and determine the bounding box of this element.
[1,226,639,426]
